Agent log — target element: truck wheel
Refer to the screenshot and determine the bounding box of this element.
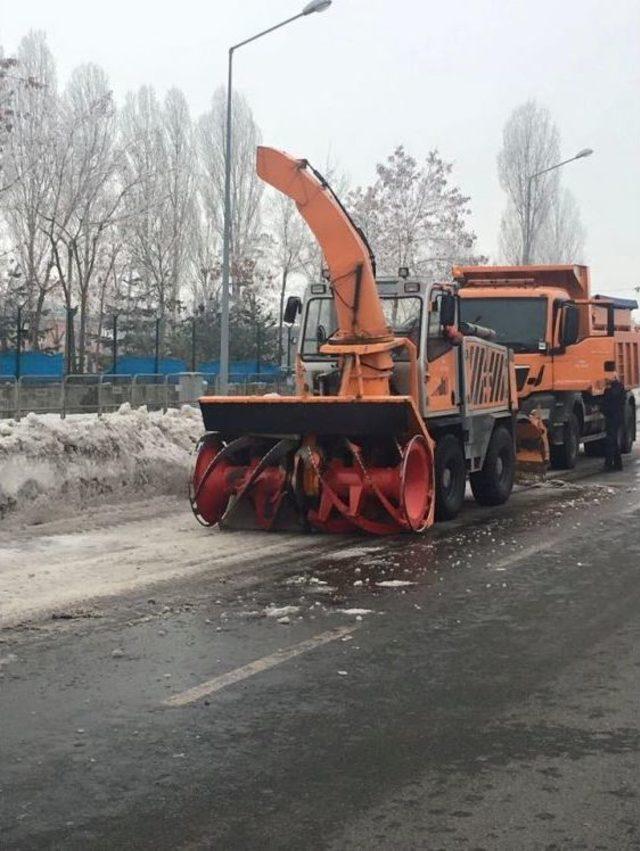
[550,413,579,470]
[434,434,466,521]
[470,426,515,507]
[621,403,635,454]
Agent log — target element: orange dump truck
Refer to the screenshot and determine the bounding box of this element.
[458,265,640,468]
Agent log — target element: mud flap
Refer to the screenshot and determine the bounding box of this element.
[516,413,549,477]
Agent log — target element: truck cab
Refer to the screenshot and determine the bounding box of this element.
[296,276,458,413]
[294,275,516,419]
[457,265,639,468]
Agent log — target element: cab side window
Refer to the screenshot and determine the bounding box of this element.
[301,298,336,357]
[427,291,453,361]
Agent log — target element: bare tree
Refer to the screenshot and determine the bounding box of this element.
[2,32,287,371]
[119,86,196,322]
[197,87,263,288]
[91,234,123,364]
[265,191,314,367]
[0,251,28,352]
[163,89,196,308]
[188,202,220,312]
[536,187,586,264]
[497,100,561,264]
[3,32,57,347]
[1,49,21,195]
[349,145,480,279]
[42,64,131,371]
[1,44,47,192]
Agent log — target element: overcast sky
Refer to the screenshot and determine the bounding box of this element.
[2,0,639,296]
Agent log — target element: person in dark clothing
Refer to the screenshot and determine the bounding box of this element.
[601,376,626,471]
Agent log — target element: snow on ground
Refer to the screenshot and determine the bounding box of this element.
[264,605,301,618]
[0,503,337,628]
[0,404,202,526]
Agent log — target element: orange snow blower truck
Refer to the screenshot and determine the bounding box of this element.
[190,148,530,534]
[458,265,640,469]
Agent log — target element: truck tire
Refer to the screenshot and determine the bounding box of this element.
[621,403,635,454]
[434,434,466,521]
[550,412,579,470]
[470,426,515,507]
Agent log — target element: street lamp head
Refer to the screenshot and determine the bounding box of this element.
[302,0,332,14]
[575,147,594,159]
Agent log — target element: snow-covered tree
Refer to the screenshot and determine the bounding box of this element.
[265,191,315,366]
[0,50,21,194]
[348,145,480,280]
[3,32,57,347]
[497,100,587,264]
[118,86,196,322]
[536,187,586,264]
[497,100,561,264]
[196,88,264,289]
[41,64,131,371]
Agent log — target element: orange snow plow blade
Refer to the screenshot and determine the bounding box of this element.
[190,396,435,535]
[516,413,549,475]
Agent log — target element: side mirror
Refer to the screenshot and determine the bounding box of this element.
[283,295,302,325]
[440,293,456,327]
[561,303,579,347]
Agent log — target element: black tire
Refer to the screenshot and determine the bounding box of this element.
[621,403,635,454]
[470,426,515,507]
[434,433,466,521]
[550,412,579,470]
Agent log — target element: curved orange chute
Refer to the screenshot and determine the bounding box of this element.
[257,146,391,344]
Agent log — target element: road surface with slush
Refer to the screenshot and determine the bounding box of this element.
[1,452,639,849]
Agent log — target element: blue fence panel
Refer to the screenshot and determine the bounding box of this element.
[0,352,280,379]
[0,351,64,377]
[108,356,187,375]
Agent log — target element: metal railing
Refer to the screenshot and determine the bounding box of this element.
[0,377,18,419]
[0,371,295,420]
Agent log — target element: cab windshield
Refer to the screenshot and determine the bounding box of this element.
[460,296,548,353]
[301,296,422,358]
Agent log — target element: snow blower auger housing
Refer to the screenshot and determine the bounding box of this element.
[191,147,521,534]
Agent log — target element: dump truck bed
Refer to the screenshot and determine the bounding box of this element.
[454,264,591,301]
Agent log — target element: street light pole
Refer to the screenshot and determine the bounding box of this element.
[219,49,234,396]
[15,305,22,380]
[191,315,197,373]
[154,317,161,375]
[112,314,118,375]
[522,148,593,265]
[219,0,332,395]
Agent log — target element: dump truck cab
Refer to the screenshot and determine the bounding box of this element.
[457,265,639,468]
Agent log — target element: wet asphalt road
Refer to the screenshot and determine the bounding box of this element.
[1,456,640,850]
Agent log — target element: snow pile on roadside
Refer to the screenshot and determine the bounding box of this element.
[0,404,202,525]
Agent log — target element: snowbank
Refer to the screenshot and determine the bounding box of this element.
[0,404,202,525]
